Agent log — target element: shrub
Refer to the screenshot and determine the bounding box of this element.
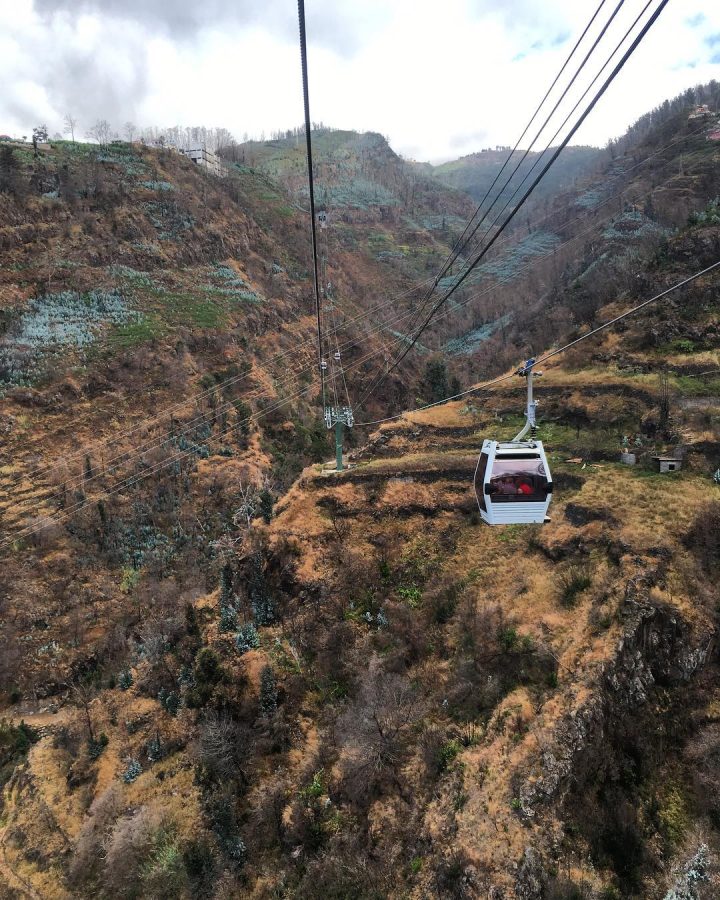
[398,585,422,607]
[69,785,123,886]
[158,688,180,717]
[146,734,163,763]
[298,769,326,805]
[141,838,187,896]
[88,732,109,759]
[0,720,39,790]
[123,759,143,783]
[498,626,519,653]
[437,739,462,773]
[182,837,216,889]
[558,567,592,607]
[688,197,720,227]
[118,670,133,691]
[671,338,696,354]
[235,623,260,655]
[102,806,163,897]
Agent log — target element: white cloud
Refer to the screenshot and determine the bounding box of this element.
[1,0,719,160]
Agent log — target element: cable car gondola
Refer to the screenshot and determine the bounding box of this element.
[473,359,553,526]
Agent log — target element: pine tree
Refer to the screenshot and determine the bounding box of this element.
[259,488,274,524]
[259,666,277,717]
[249,552,274,625]
[424,359,449,403]
[218,563,237,631]
[235,623,260,654]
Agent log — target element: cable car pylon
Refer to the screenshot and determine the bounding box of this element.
[319,212,353,471]
[513,357,540,441]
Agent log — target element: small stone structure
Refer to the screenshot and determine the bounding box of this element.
[652,456,682,473]
[620,452,637,465]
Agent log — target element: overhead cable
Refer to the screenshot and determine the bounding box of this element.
[354,259,720,427]
[356,0,670,407]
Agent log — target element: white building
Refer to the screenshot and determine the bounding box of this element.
[180,147,226,177]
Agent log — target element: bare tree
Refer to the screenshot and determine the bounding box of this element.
[87,119,112,148]
[336,661,422,803]
[233,480,258,529]
[72,682,97,744]
[63,113,77,143]
[124,121,136,142]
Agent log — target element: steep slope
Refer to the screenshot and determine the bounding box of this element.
[0,91,719,900]
[416,88,720,389]
[0,201,718,900]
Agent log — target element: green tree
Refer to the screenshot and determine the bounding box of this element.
[258,488,274,524]
[259,666,277,717]
[249,551,274,625]
[423,359,449,403]
[218,564,237,631]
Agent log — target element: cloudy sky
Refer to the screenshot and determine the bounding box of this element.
[2,0,719,161]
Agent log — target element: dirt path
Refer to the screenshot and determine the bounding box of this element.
[8,705,72,733]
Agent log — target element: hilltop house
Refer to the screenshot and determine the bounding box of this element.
[179,146,225,177]
[688,104,713,120]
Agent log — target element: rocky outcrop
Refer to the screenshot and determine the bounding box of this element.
[511,570,714,897]
[519,584,712,821]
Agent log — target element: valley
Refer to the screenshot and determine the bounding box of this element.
[0,80,719,899]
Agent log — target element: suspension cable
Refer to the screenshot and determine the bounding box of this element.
[355,0,669,410]
[461,0,654,275]
[0,337,392,549]
[298,0,325,408]
[430,0,619,290]
[368,0,625,375]
[354,260,720,427]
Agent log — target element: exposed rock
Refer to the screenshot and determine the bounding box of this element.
[518,576,713,822]
[515,848,544,900]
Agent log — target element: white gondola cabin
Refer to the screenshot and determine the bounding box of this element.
[474,439,552,525]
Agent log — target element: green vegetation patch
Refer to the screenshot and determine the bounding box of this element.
[110,315,166,347]
[0,290,138,387]
[0,720,39,792]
